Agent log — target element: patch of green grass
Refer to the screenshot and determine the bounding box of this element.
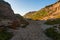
[0,31,13,40]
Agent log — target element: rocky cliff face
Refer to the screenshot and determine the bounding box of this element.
[15,14,29,27]
[0,0,28,30]
[24,1,60,20]
[0,0,15,19]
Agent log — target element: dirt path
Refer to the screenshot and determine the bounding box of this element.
[10,20,52,40]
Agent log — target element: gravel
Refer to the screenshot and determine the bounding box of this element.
[10,20,52,40]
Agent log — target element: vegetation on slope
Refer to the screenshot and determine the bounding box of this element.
[45,18,60,40]
[45,27,60,40]
[24,11,36,19]
[0,30,13,40]
[45,18,60,25]
[24,1,60,20]
[31,9,48,20]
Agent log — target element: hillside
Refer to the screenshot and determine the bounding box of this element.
[24,11,36,19]
[24,1,60,20]
[1,0,60,40]
[0,0,29,40]
[0,0,29,29]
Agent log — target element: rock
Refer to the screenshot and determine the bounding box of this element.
[0,0,19,29]
[0,0,29,30]
[0,0,16,19]
[15,14,29,28]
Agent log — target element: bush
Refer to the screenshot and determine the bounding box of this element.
[45,27,60,40]
[45,18,60,25]
[0,30,13,40]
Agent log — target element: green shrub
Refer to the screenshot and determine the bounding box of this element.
[0,30,13,40]
[45,18,60,25]
[45,27,60,40]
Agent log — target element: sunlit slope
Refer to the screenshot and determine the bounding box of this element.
[24,1,60,20]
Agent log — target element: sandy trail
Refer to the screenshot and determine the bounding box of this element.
[10,20,52,40]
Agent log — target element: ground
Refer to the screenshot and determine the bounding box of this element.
[9,20,52,40]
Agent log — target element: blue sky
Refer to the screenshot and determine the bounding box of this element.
[5,0,57,16]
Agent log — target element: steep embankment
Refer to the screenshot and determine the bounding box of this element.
[24,1,60,20]
[0,0,29,29]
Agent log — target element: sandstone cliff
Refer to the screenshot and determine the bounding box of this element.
[24,1,60,20]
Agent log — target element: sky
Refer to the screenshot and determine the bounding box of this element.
[4,0,57,16]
